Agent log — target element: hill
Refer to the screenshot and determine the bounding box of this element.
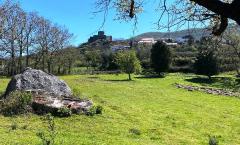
[133,28,211,41]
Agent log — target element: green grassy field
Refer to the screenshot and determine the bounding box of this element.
[0,73,240,145]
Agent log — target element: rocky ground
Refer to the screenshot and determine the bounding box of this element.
[175,83,240,97]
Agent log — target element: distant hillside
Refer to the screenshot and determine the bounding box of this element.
[133,28,211,41]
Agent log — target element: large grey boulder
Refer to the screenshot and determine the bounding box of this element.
[5,67,72,97]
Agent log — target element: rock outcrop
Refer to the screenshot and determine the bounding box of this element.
[3,68,93,116]
[31,90,93,116]
[5,67,72,97]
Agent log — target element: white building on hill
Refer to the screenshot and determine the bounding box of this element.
[138,38,156,44]
[111,45,131,52]
[138,37,178,46]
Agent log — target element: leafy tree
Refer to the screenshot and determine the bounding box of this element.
[135,43,152,69]
[115,50,141,80]
[194,51,219,79]
[100,52,118,70]
[224,28,240,75]
[151,41,171,76]
[84,50,102,70]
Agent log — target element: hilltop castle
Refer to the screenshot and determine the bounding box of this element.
[88,31,112,43]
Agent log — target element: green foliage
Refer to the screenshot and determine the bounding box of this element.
[86,105,103,116]
[56,107,72,117]
[129,128,141,135]
[115,50,142,80]
[22,124,28,130]
[209,136,219,145]
[151,41,171,75]
[0,91,33,116]
[10,122,18,130]
[194,51,219,79]
[135,43,151,69]
[86,107,96,116]
[85,50,102,69]
[95,105,103,114]
[37,114,57,145]
[100,52,119,70]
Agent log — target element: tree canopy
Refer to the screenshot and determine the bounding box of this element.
[96,0,240,35]
[151,41,171,76]
[115,50,141,80]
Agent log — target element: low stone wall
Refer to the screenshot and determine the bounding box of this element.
[175,83,240,97]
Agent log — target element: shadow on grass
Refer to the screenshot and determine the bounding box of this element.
[185,77,216,84]
[87,76,99,79]
[105,79,132,82]
[135,75,163,79]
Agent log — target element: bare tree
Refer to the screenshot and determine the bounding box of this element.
[16,9,27,72]
[35,17,53,72]
[0,1,74,75]
[49,25,73,73]
[0,2,23,75]
[24,12,38,67]
[96,0,240,35]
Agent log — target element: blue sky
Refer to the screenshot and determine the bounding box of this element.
[16,0,173,46]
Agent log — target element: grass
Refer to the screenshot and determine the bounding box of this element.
[0,73,240,144]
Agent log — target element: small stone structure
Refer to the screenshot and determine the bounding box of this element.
[175,83,240,97]
[4,68,93,115]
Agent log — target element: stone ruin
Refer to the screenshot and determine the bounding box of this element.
[3,67,93,116]
[175,83,240,97]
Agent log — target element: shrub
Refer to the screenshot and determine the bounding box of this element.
[129,128,141,135]
[56,107,72,117]
[37,114,57,145]
[22,124,28,130]
[10,122,18,130]
[0,91,33,116]
[86,106,97,116]
[194,51,219,79]
[86,105,103,116]
[209,136,218,145]
[95,105,103,114]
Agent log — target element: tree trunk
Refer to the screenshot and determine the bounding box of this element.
[128,73,132,80]
[208,75,212,80]
[47,60,51,73]
[10,40,16,76]
[42,50,45,71]
[68,62,72,74]
[26,46,29,67]
[19,46,23,73]
[58,65,61,74]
